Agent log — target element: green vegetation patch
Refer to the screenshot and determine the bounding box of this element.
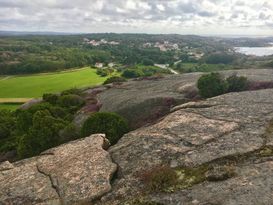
[174,63,233,73]
[0,88,86,159]
[140,165,209,193]
[139,163,237,194]
[0,68,107,98]
[0,103,22,110]
[197,72,251,98]
[81,112,129,145]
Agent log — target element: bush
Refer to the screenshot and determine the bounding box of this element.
[96,69,108,77]
[57,94,85,109]
[43,93,59,104]
[140,166,178,192]
[122,69,143,78]
[142,58,154,66]
[197,73,227,98]
[81,112,129,145]
[61,88,83,96]
[103,76,127,85]
[0,110,16,140]
[226,74,248,92]
[59,123,80,142]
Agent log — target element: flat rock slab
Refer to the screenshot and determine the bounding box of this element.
[100,88,273,204]
[97,69,273,129]
[0,134,117,205]
[151,161,273,205]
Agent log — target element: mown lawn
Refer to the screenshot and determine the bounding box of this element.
[0,67,107,98]
[0,103,22,110]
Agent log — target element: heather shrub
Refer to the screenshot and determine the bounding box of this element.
[81,112,129,145]
[140,165,178,192]
[247,81,273,91]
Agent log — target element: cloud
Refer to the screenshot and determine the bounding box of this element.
[0,0,272,35]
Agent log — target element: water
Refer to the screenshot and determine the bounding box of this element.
[235,46,273,56]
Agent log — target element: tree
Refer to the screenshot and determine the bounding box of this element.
[17,110,67,158]
[142,58,154,66]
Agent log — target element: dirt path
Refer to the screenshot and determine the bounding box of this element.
[0,76,11,81]
[0,98,33,103]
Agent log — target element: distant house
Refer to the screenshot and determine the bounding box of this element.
[109,41,120,45]
[95,63,103,68]
[89,40,100,46]
[108,63,115,67]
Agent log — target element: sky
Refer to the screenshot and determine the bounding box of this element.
[0,0,273,36]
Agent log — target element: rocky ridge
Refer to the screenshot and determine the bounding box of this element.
[2,69,273,204]
[100,88,273,205]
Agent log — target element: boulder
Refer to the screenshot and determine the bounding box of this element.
[0,134,117,205]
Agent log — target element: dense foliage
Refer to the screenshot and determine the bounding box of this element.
[0,34,240,75]
[204,53,236,64]
[81,112,129,145]
[197,73,228,98]
[103,76,127,85]
[226,74,249,92]
[122,66,170,79]
[0,89,86,158]
[197,72,250,98]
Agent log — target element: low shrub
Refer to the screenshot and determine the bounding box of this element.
[140,165,178,192]
[43,93,59,105]
[96,69,108,77]
[61,88,83,96]
[197,73,227,98]
[59,123,80,142]
[226,74,248,92]
[103,76,127,85]
[81,112,129,145]
[122,69,143,78]
[57,94,85,109]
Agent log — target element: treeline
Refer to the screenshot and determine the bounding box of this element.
[0,48,112,75]
[0,34,236,75]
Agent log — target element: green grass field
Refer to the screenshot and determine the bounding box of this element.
[0,103,22,110]
[0,67,107,98]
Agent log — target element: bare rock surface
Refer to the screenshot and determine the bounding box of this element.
[97,69,273,129]
[0,134,117,205]
[98,88,273,204]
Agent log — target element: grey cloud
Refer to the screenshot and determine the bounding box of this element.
[0,0,272,35]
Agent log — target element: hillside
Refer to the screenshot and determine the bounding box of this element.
[1,69,273,204]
